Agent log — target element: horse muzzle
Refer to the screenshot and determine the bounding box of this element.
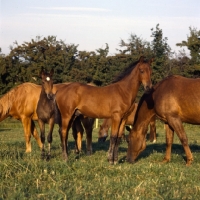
[144,85,152,93]
[98,136,107,143]
[126,157,136,164]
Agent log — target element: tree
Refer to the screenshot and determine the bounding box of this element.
[6,36,79,85]
[117,34,153,60]
[176,27,200,64]
[150,24,173,83]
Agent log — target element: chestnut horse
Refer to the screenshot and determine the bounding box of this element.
[98,102,157,143]
[127,75,200,166]
[0,82,94,154]
[55,56,153,164]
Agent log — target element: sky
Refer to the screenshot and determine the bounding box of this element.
[0,0,200,56]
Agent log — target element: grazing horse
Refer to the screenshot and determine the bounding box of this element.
[0,82,94,154]
[55,56,153,164]
[127,75,200,166]
[98,102,157,143]
[36,69,55,160]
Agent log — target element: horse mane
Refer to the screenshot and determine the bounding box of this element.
[112,58,149,83]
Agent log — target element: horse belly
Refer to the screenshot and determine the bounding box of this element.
[77,101,111,119]
[155,96,200,125]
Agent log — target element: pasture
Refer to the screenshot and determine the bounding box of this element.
[1,118,200,199]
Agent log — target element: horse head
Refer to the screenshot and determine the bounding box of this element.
[126,126,147,163]
[137,56,153,93]
[98,124,109,142]
[40,68,54,100]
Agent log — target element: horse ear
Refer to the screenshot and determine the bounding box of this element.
[149,58,154,65]
[50,69,54,77]
[139,56,144,63]
[40,68,45,78]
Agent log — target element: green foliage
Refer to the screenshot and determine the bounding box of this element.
[150,24,174,84]
[176,27,200,64]
[1,25,200,94]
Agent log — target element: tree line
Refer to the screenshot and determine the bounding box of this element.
[0,24,200,95]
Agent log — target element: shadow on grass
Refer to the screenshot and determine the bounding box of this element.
[135,143,200,163]
[0,128,11,132]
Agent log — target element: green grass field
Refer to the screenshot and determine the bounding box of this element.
[1,118,200,199]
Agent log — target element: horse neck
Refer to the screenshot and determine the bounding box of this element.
[133,101,155,136]
[117,68,140,102]
[39,87,48,100]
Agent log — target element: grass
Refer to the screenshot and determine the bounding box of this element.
[1,118,200,199]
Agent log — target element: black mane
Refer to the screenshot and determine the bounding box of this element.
[112,59,146,83]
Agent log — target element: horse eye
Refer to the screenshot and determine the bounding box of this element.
[140,69,144,74]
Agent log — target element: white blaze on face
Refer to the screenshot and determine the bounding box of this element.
[46,77,50,81]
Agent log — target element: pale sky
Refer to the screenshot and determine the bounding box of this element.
[0,0,200,56]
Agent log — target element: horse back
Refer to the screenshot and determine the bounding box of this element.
[153,76,200,124]
[9,83,41,120]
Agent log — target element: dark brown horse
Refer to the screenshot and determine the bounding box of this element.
[127,75,200,166]
[0,82,94,154]
[55,56,153,164]
[98,102,157,143]
[36,69,55,160]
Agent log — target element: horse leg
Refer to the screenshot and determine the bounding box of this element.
[167,117,193,166]
[38,119,46,159]
[30,120,43,149]
[113,120,127,164]
[47,117,55,160]
[108,115,121,164]
[72,117,84,154]
[149,116,156,143]
[84,118,95,155]
[21,117,32,153]
[60,117,72,161]
[162,123,174,163]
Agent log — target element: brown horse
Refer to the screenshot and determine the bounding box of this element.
[55,56,153,164]
[127,75,200,166]
[98,102,157,143]
[0,82,94,154]
[36,68,55,160]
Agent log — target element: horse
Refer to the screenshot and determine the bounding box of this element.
[36,68,55,160]
[127,75,200,166]
[0,82,94,154]
[55,56,153,164]
[98,102,157,143]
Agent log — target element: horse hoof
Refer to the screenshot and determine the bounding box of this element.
[41,155,45,160]
[46,155,51,161]
[113,161,118,165]
[87,151,92,156]
[186,159,193,166]
[109,160,114,165]
[162,158,170,163]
